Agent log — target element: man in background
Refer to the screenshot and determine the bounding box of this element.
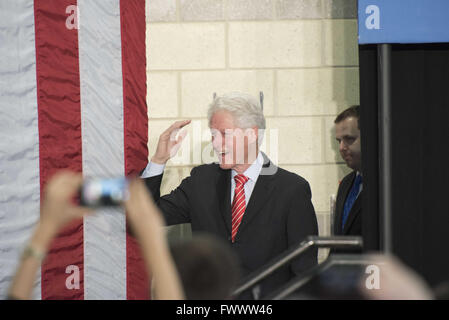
[333,106,363,237]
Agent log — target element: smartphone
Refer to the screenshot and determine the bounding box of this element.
[79,177,129,207]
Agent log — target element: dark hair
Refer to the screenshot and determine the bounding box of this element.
[170,233,240,300]
[334,105,360,126]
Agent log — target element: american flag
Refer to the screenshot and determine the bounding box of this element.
[0,0,149,299]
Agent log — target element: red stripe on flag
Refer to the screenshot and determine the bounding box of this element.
[34,0,84,300]
[120,0,150,300]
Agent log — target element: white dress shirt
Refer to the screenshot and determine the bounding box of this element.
[230,152,263,205]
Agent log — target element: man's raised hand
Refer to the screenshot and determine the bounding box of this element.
[151,120,191,164]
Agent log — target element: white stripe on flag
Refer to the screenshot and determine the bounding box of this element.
[0,0,41,300]
[78,0,126,299]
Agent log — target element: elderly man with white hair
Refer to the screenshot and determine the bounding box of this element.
[141,92,318,299]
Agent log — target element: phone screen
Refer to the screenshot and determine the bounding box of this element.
[80,178,129,207]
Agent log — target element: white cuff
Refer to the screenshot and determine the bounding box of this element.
[140,161,166,178]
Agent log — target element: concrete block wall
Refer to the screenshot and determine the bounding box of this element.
[145,0,359,262]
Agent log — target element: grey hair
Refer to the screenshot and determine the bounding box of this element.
[207,92,266,129]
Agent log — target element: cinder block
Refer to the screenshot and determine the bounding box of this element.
[276,0,323,19]
[324,116,340,164]
[317,212,331,262]
[180,0,224,21]
[317,212,331,236]
[265,117,322,165]
[146,0,177,22]
[180,166,195,181]
[147,72,179,118]
[324,19,359,66]
[227,0,273,20]
[284,164,351,212]
[277,67,359,116]
[181,70,274,117]
[229,21,322,68]
[160,167,185,195]
[323,0,357,19]
[161,166,196,193]
[147,23,226,70]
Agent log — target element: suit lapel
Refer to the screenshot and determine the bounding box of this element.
[216,168,232,234]
[335,171,356,235]
[343,191,362,234]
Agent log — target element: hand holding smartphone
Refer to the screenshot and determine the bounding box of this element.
[79,177,129,207]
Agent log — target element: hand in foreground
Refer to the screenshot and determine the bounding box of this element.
[124,178,185,300]
[9,170,91,300]
[40,170,91,233]
[125,178,164,230]
[360,254,433,300]
[151,120,191,164]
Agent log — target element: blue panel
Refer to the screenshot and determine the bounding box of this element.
[358,0,449,44]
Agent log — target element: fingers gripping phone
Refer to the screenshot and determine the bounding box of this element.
[79,178,129,207]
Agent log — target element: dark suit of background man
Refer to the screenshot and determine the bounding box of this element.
[141,92,318,298]
[333,106,363,239]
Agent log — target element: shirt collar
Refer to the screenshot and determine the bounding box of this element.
[231,152,264,183]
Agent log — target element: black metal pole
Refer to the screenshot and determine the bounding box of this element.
[377,44,392,254]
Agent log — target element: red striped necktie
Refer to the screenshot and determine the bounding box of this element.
[231,174,250,242]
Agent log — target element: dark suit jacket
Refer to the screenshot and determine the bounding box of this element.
[143,154,318,298]
[334,171,362,237]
